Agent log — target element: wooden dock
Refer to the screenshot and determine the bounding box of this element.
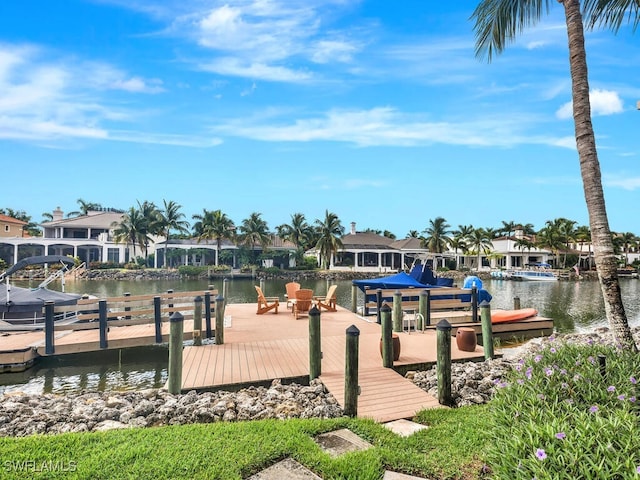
[0,295,553,422]
[180,303,483,422]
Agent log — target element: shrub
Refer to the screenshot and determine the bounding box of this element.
[487,338,640,479]
[177,265,208,277]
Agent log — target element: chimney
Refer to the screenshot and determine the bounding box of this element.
[350,222,356,235]
[52,207,63,221]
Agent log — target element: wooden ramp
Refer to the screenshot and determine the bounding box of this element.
[180,303,481,422]
[320,368,441,423]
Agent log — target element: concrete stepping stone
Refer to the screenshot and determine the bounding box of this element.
[246,457,322,480]
[383,471,427,480]
[314,428,373,458]
[383,419,428,437]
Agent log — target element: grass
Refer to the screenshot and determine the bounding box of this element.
[0,406,490,479]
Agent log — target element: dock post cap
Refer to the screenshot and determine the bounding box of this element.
[194,296,202,302]
[170,312,184,323]
[479,300,491,307]
[436,319,452,331]
[310,305,320,314]
[215,294,224,301]
[380,303,391,313]
[346,325,360,336]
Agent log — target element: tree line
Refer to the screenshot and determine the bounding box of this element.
[3,201,639,271]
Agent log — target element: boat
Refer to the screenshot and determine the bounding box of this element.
[491,308,539,324]
[510,270,558,282]
[0,256,82,327]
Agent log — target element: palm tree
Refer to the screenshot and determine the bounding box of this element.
[136,201,161,262]
[314,210,344,269]
[276,213,314,264]
[468,227,493,271]
[575,224,592,269]
[536,223,564,268]
[67,198,102,217]
[112,207,147,261]
[421,217,451,254]
[472,0,637,351]
[239,212,271,264]
[407,230,420,238]
[158,200,190,268]
[193,209,235,266]
[618,232,638,267]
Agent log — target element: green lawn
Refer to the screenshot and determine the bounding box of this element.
[0,405,490,480]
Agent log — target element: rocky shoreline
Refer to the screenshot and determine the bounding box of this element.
[2,327,637,438]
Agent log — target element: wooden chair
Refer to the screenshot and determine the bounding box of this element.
[284,281,301,310]
[293,289,313,319]
[313,284,338,312]
[255,286,279,314]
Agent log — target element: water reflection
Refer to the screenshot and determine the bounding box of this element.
[0,346,167,395]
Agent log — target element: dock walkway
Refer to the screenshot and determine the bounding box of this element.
[180,303,483,422]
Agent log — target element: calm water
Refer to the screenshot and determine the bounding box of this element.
[2,276,640,395]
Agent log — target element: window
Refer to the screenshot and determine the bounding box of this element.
[4,225,9,232]
[107,248,119,263]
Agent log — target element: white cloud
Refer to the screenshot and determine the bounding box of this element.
[526,40,547,50]
[311,40,358,64]
[556,89,624,119]
[604,175,640,191]
[199,58,311,82]
[0,43,210,147]
[211,107,571,149]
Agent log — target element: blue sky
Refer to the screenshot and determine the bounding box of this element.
[1,0,639,237]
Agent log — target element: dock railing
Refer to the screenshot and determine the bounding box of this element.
[43,288,218,354]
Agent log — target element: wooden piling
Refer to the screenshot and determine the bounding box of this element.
[309,305,321,380]
[124,292,131,320]
[344,324,360,417]
[471,285,478,322]
[193,296,202,346]
[99,299,108,349]
[425,289,432,326]
[513,296,521,310]
[153,296,162,343]
[376,288,382,324]
[204,291,213,339]
[44,301,55,355]
[418,290,428,331]
[392,290,403,333]
[480,301,494,359]
[215,294,224,345]
[351,283,358,313]
[167,312,184,394]
[436,319,452,405]
[380,304,393,368]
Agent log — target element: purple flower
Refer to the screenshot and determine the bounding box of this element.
[550,347,556,353]
[588,356,595,364]
[636,465,640,474]
[534,355,542,363]
[565,398,574,405]
[517,379,524,385]
[617,394,626,401]
[607,386,616,392]
[555,432,566,440]
[545,368,554,376]
[536,449,547,460]
[589,405,599,413]
[526,368,533,380]
[561,382,568,389]
[560,369,567,375]
[537,393,545,400]
[631,376,637,385]
[629,396,636,403]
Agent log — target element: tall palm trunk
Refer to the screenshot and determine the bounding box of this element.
[563,0,637,351]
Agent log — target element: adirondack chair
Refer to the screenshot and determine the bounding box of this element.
[255,286,279,314]
[313,284,337,312]
[293,289,313,319]
[284,281,301,310]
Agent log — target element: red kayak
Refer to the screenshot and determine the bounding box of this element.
[491,308,538,324]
